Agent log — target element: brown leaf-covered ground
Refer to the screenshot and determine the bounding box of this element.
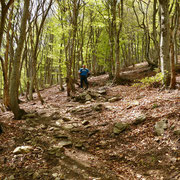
[0,62,180,180]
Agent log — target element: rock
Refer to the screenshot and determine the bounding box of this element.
[174,129,180,135]
[56,120,63,126]
[73,92,88,103]
[58,140,72,148]
[62,117,71,122]
[13,146,33,154]
[85,101,91,104]
[88,130,100,137]
[71,106,83,113]
[8,175,15,180]
[131,100,140,106]
[54,133,68,139]
[51,112,61,120]
[27,127,35,131]
[40,124,47,129]
[113,122,128,134]
[55,178,61,180]
[89,91,101,99]
[48,146,64,155]
[93,103,104,111]
[62,124,74,130]
[82,120,90,126]
[97,97,106,102]
[155,120,168,136]
[75,143,83,148]
[108,97,121,103]
[85,94,92,101]
[133,114,146,125]
[52,173,59,178]
[25,137,31,141]
[97,89,107,95]
[33,172,40,179]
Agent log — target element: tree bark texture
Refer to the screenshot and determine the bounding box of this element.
[159,0,171,86]
[9,0,30,119]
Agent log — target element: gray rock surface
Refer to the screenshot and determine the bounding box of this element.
[113,122,128,134]
[155,120,167,136]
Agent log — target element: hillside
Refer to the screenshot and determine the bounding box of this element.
[0,63,180,180]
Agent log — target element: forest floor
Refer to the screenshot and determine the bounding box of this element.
[0,62,180,180]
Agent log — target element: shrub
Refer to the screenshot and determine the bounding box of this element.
[133,72,163,88]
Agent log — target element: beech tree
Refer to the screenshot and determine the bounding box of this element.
[159,0,171,86]
[0,0,14,109]
[9,0,30,119]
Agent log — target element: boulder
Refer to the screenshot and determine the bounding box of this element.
[113,122,128,134]
[155,120,168,136]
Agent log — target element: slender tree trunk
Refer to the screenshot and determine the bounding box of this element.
[159,0,171,86]
[152,0,159,66]
[170,35,176,89]
[9,0,29,119]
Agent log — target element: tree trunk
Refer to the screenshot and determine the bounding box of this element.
[159,0,171,87]
[170,35,176,89]
[9,0,29,119]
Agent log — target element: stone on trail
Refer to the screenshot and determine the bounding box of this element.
[89,91,101,99]
[97,89,107,95]
[75,142,83,148]
[82,120,90,126]
[62,117,71,122]
[13,145,33,154]
[85,94,92,101]
[5,175,15,180]
[155,120,168,136]
[54,133,69,139]
[33,172,41,179]
[93,103,104,111]
[58,140,72,148]
[133,114,146,125]
[62,124,74,130]
[173,129,180,135]
[113,122,128,134]
[51,112,61,120]
[108,97,121,103]
[48,145,65,155]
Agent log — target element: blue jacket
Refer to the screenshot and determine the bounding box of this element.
[79,68,89,77]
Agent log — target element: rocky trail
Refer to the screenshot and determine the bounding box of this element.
[0,63,180,180]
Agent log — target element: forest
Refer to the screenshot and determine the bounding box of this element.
[0,0,180,179]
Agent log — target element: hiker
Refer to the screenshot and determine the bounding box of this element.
[79,65,90,89]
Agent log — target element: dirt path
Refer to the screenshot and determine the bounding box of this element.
[0,64,180,180]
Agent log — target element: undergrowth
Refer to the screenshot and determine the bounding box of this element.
[133,70,163,88]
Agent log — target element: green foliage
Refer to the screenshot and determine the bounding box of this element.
[133,72,164,88]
